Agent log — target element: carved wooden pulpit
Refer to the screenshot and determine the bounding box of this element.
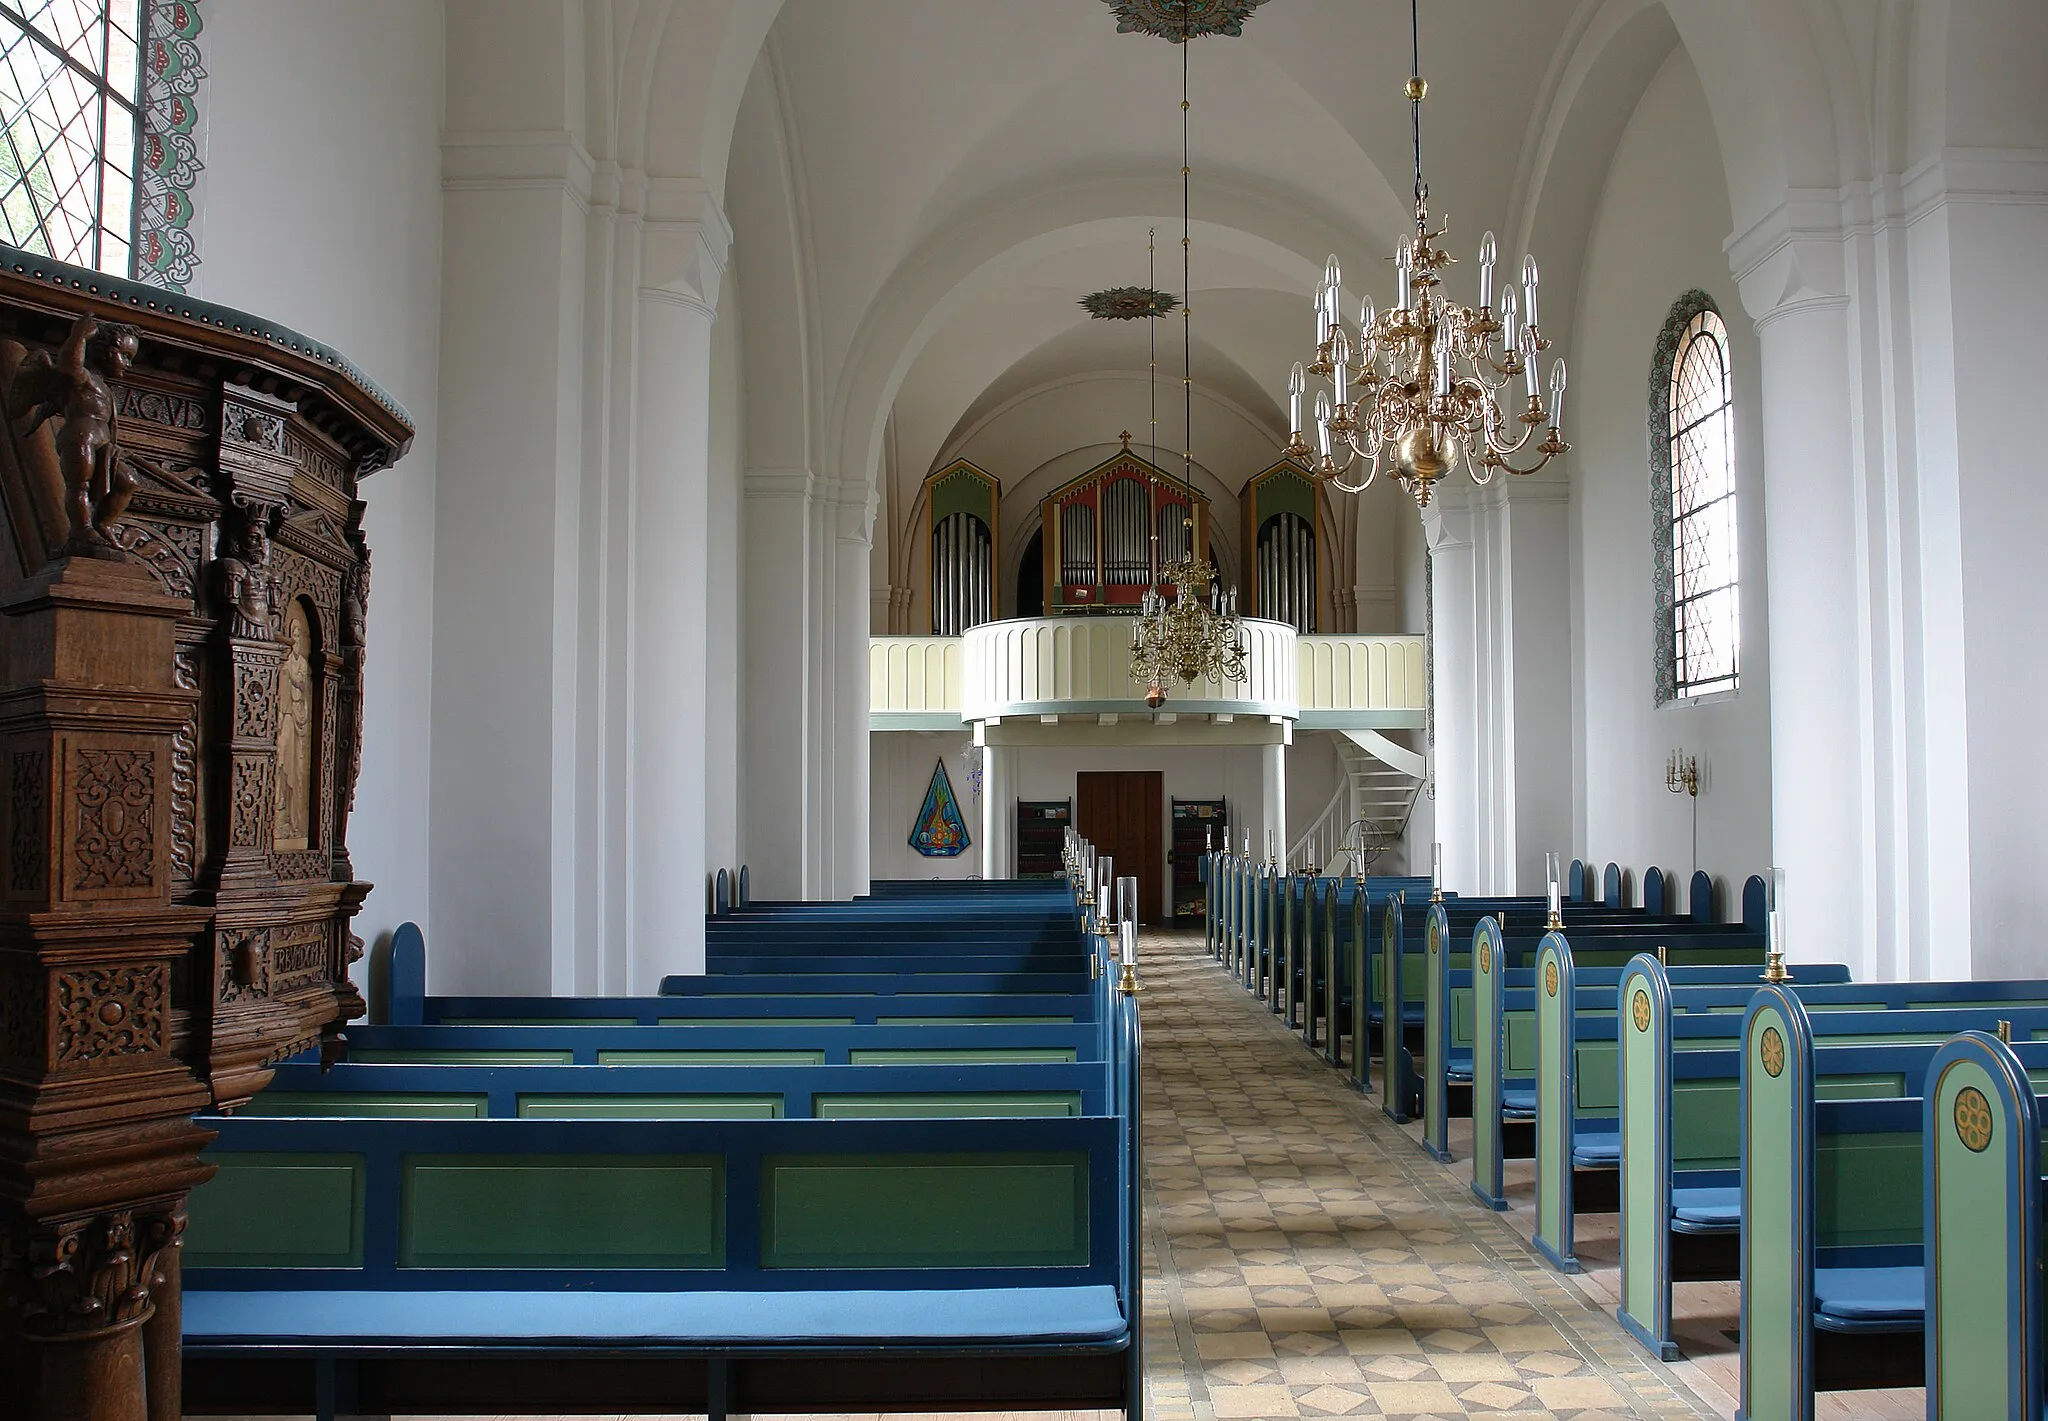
[0,250,412,1421]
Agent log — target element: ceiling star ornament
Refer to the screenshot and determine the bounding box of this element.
[1082,286,1179,321]
[1103,0,1270,42]
[1283,0,1570,510]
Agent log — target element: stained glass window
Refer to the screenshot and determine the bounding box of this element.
[1657,304,1738,698]
[0,0,142,276]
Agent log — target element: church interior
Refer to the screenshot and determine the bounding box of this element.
[0,1,2044,1419]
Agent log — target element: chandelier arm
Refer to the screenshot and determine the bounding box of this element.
[1487,447,1561,478]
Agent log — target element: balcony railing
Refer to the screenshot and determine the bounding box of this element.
[872,620,1425,730]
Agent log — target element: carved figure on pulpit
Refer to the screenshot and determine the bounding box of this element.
[342,547,370,647]
[8,312,141,560]
[273,601,314,850]
[216,503,277,639]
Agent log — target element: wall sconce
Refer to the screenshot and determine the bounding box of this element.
[1664,749,1699,798]
[1665,748,1701,877]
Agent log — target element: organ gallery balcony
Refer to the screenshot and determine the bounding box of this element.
[870,620,1426,734]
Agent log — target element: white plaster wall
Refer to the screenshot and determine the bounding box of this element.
[192,0,446,967]
[867,731,1350,887]
[870,731,984,882]
[1567,48,1771,905]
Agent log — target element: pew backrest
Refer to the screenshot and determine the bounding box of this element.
[1924,1030,2046,1421]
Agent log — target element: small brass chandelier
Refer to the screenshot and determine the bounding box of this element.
[1131,547,1248,707]
[1123,0,1247,709]
[1284,0,1569,509]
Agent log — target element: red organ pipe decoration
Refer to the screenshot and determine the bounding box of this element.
[1040,433,1211,613]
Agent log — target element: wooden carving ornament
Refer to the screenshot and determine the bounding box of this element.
[8,313,141,562]
[0,250,412,1421]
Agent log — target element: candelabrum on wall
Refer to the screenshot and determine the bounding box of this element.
[1666,748,1701,878]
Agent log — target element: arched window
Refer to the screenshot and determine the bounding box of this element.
[1652,292,1738,701]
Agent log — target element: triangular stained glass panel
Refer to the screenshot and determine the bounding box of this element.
[908,759,972,858]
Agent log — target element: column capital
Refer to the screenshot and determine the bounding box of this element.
[825,478,879,547]
[744,467,817,501]
[639,181,732,320]
[1725,191,1849,330]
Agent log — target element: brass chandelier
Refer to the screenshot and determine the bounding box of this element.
[1131,548,1248,707]
[1284,0,1569,509]
[1124,0,1248,708]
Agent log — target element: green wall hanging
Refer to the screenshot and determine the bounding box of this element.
[909,759,971,857]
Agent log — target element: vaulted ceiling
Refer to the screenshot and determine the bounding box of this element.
[728,0,1612,522]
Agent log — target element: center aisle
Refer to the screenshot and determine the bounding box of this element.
[1137,928,1719,1421]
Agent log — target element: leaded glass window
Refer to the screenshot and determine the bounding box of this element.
[0,0,142,276]
[1651,292,1739,702]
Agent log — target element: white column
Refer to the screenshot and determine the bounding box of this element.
[1261,741,1287,867]
[1502,483,1573,894]
[741,470,816,900]
[1424,494,1481,892]
[981,742,1014,879]
[827,484,877,898]
[431,133,588,995]
[1733,212,1872,975]
[625,191,728,990]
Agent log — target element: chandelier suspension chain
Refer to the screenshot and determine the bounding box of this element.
[1409,0,1425,205]
[1182,10,1192,486]
[1149,227,1158,469]
[1128,3,1248,706]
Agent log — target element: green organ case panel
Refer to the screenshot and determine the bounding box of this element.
[186,1153,364,1267]
[761,1152,1089,1268]
[400,1155,724,1268]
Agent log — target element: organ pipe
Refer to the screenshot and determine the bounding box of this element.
[930,511,995,634]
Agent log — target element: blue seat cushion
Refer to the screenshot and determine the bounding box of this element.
[1571,1130,1620,1168]
[185,1286,1128,1349]
[1813,1267,1925,1327]
[1448,1051,1473,1082]
[1669,1186,1742,1232]
[1502,1089,1536,1118]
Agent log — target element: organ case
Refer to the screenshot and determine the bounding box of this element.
[924,459,999,634]
[1040,436,1211,613]
[1242,458,1322,633]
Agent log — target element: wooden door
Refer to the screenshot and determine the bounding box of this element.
[1075,771,1165,924]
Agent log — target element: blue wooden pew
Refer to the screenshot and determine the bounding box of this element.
[1537,955,2048,1273]
[187,875,1144,1420]
[1733,990,2048,1415]
[1921,1030,2047,1420]
[411,991,1097,1028]
[242,1058,1111,1121]
[335,1021,1102,1068]
[182,1113,1137,1419]
[1613,960,2048,1361]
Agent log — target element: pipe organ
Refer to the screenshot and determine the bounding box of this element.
[1243,459,1323,633]
[1041,435,1210,612]
[925,460,999,634]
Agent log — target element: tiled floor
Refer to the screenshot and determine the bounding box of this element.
[1140,927,1722,1421]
